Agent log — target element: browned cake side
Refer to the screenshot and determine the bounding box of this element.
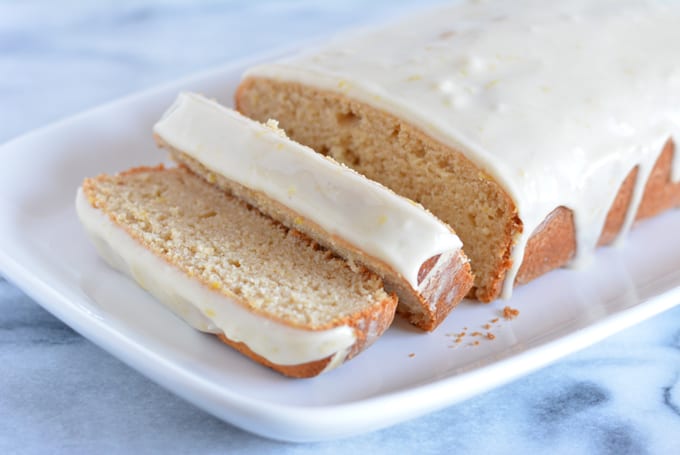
[236,78,680,301]
[218,290,397,378]
[511,140,679,285]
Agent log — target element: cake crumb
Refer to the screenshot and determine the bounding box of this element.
[502,306,520,320]
[491,318,499,323]
[483,323,492,330]
[485,332,496,340]
[264,119,288,138]
[408,353,415,358]
[470,331,482,337]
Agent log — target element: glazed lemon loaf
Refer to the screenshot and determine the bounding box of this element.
[76,166,397,377]
[237,0,680,301]
[153,93,473,331]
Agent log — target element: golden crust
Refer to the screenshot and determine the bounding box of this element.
[516,140,679,286]
[217,334,334,378]
[218,292,397,378]
[400,254,474,330]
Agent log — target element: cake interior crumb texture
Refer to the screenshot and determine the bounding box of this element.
[237,80,520,300]
[82,166,388,328]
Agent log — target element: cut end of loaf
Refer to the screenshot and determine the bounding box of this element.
[236,77,521,302]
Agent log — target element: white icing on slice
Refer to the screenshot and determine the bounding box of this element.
[245,0,680,297]
[153,92,463,288]
[76,188,356,368]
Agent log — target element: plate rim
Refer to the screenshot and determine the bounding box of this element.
[1,56,680,442]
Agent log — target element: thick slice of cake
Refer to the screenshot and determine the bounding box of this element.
[236,0,680,301]
[76,166,397,378]
[153,93,473,331]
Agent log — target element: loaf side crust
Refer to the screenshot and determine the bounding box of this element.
[517,140,679,285]
[218,284,397,378]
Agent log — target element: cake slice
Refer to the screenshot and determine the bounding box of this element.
[153,93,473,331]
[76,166,397,378]
[236,0,680,301]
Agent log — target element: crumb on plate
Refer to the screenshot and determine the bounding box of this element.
[502,306,520,320]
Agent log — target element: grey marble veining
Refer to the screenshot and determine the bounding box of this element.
[1,1,679,453]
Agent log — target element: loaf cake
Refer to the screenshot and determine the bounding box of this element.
[153,93,473,331]
[76,166,397,377]
[236,0,680,302]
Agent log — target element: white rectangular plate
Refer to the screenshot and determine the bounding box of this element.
[1,55,679,443]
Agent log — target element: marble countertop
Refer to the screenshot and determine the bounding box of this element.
[1,1,679,453]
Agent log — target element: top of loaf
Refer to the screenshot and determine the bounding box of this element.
[153,92,463,288]
[245,0,680,296]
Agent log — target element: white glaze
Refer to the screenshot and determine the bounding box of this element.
[76,188,356,369]
[153,92,463,288]
[245,0,680,298]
